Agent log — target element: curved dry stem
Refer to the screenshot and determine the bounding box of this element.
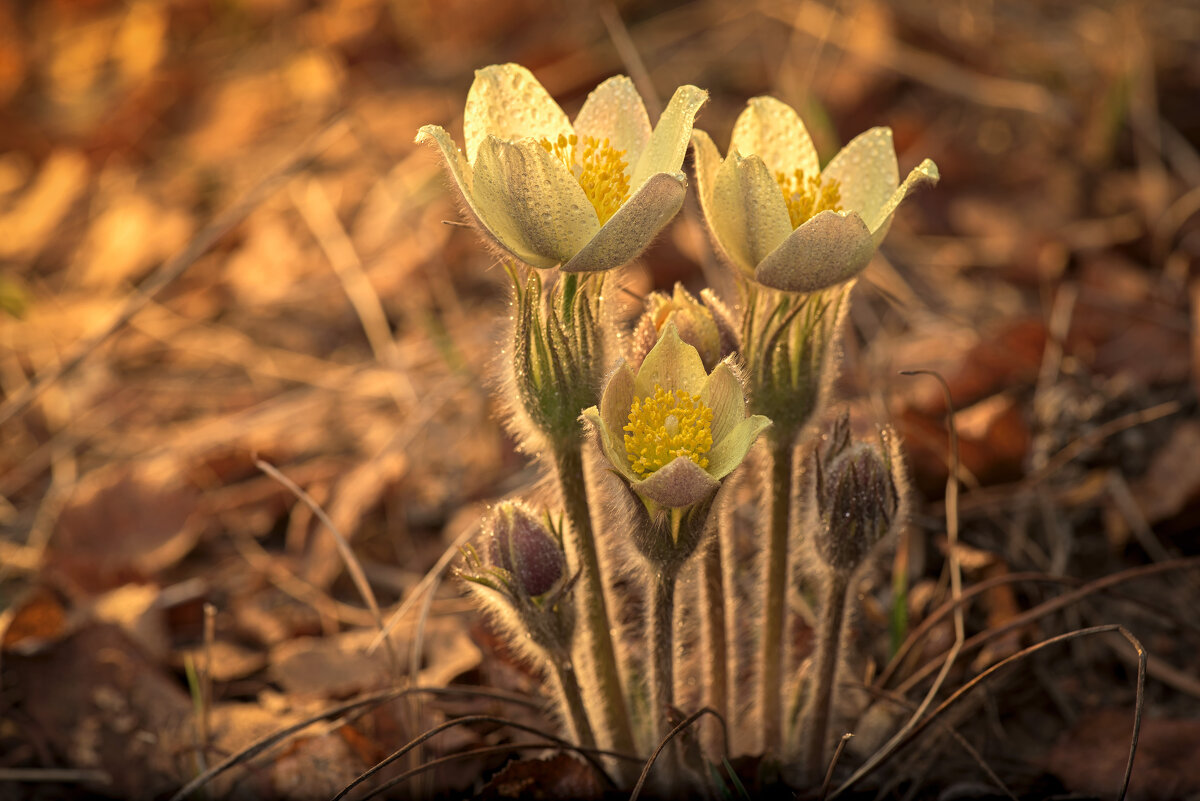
[331,714,622,801]
[831,624,1146,801]
[628,707,728,801]
[167,686,539,801]
[853,683,1017,801]
[896,557,1200,694]
[355,741,640,801]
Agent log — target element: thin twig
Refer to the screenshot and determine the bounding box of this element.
[628,707,726,801]
[254,458,398,673]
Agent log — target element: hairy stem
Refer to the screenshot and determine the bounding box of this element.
[649,566,679,769]
[701,538,727,755]
[553,443,636,758]
[550,652,597,751]
[759,433,793,754]
[801,570,850,784]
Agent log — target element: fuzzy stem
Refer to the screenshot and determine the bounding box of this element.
[701,538,727,754]
[801,569,850,785]
[759,433,793,754]
[648,566,679,768]
[553,443,636,758]
[550,652,597,751]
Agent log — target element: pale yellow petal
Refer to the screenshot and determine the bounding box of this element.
[599,362,637,443]
[472,136,598,267]
[754,210,875,293]
[561,171,685,273]
[709,151,793,273]
[699,361,745,445]
[463,64,572,164]
[729,96,819,179]
[630,84,707,191]
[869,158,939,244]
[572,75,651,175]
[634,321,706,400]
[416,124,529,265]
[821,127,898,226]
[706,415,771,480]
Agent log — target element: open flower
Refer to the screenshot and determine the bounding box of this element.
[417,63,707,273]
[583,321,770,509]
[691,96,938,293]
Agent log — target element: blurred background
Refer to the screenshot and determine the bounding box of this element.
[1,0,1199,798]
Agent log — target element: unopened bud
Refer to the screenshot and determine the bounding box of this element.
[629,283,733,370]
[488,501,565,597]
[814,440,899,573]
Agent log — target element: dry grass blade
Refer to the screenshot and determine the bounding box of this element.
[330,714,619,800]
[253,458,399,672]
[167,686,536,801]
[833,625,1146,801]
[854,684,1016,800]
[356,742,638,801]
[628,708,725,801]
[819,733,854,801]
[896,557,1200,694]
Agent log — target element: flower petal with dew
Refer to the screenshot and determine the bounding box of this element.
[691,96,938,293]
[583,321,770,509]
[417,64,707,273]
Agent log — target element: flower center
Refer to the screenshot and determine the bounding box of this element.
[775,169,843,229]
[541,133,631,225]
[623,384,714,476]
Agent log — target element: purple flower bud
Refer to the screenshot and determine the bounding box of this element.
[814,440,899,573]
[487,501,565,597]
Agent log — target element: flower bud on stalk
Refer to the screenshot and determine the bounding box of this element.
[798,422,906,782]
[459,501,595,749]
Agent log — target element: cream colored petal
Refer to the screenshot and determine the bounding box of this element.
[754,210,876,293]
[464,64,572,165]
[599,362,637,443]
[709,151,793,273]
[416,124,538,265]
[561,171,685,273]
[869,158,939,244]
[573,75,651,175]
[472,136,598,267]
[821,127,898,226]
[630,84,707,191]
[584,404,638,483]
[634,457,720,509]
[634,321,706,400]
[729,96,820,179]
[700,360,745,445]
[706,415,771,480]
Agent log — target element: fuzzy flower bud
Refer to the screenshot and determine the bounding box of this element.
[814,436,901,574]
[487,501,566,597]
[628,283,737,371]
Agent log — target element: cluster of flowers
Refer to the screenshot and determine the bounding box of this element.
[420,64,937,795]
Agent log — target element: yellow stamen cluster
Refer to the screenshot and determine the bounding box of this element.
[541,133,631,225]
[775,169,843,229]
[623,385,714,476]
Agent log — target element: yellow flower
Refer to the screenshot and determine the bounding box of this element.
[691,96,939,293]
[583,321,770,509]
[417,64,707,273]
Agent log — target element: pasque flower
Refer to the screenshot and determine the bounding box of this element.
[583,321,770,510]
[417,63,707,273]
[691,96,938,293]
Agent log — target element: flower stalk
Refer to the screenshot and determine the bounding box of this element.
[553,440,637,758]
[800,569,849,782]
[759,431,793,753]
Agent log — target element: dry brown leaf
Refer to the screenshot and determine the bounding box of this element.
[0,584,72,654]
[479,753,606,801]
[0,150,89,261]
[1047,707,1200,800]
[47,459,203,594]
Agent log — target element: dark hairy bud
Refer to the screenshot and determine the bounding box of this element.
[487,501,565,597]
[814,439,899,573]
